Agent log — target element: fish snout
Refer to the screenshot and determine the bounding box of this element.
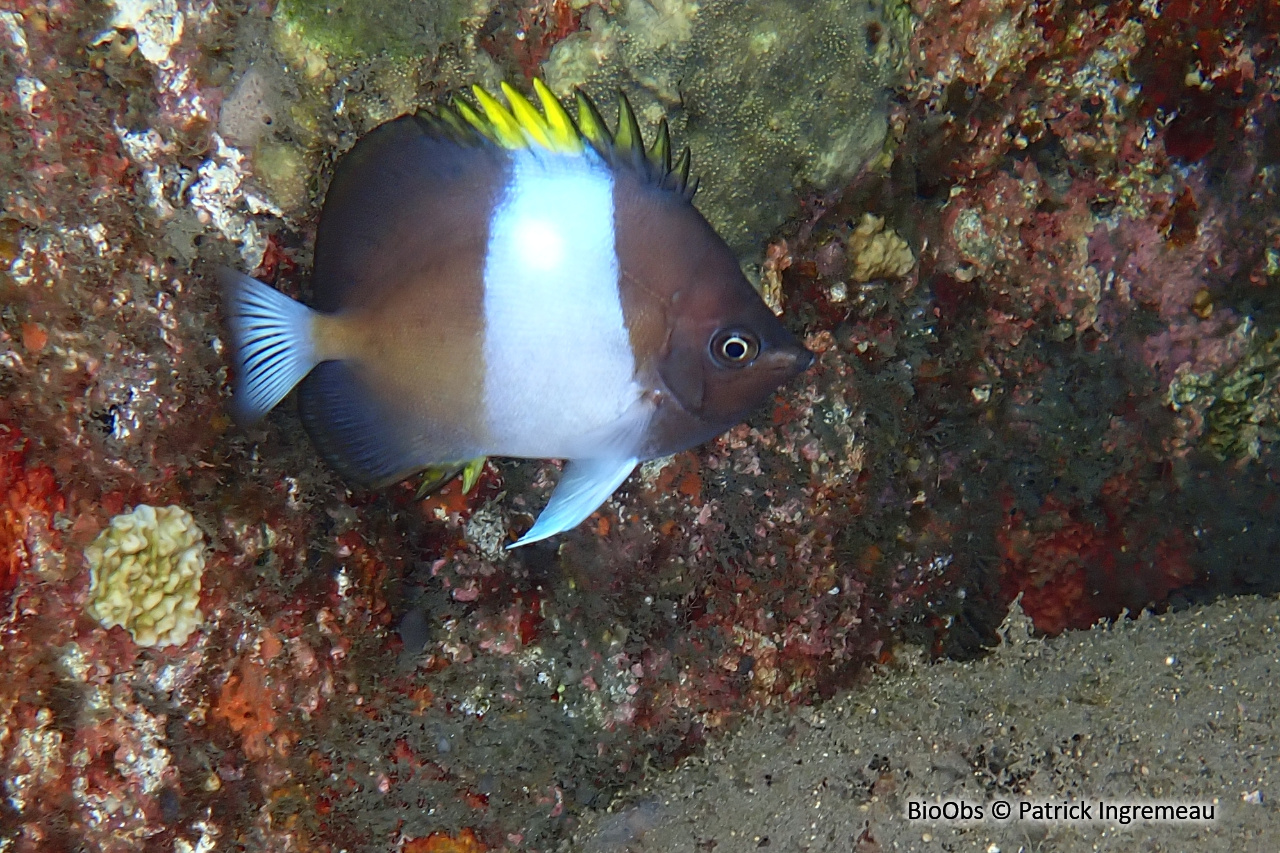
[758,344,815,377]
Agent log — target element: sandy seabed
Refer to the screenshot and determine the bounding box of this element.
[572,595,1280,852]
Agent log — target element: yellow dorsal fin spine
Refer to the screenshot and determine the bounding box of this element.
[613,92,643,154]
[674,147,691,190]
[434,107,474,140]
[453,99,499,144]
[472,85,526,148]
[573,89,612,149]
[533,79,583,152]
[650,119,672,173]
[500,82,555,149]
[443,80,694,195]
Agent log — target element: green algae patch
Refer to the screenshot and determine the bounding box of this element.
[543,0,908,264]
[1201,330,1280,461]
[276,0,481,62]
[1169,323,1280,462]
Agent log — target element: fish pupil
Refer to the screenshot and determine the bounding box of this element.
[712,330,759,366]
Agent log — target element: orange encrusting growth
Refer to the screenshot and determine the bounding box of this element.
[214,658,283,759]
[0,422,65,605]
[403,828,487,853]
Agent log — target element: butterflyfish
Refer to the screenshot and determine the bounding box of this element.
[222,80,813,547]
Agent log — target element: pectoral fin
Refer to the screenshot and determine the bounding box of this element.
[508,457,639,548]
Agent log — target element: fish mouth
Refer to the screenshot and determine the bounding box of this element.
[757,346,815,377]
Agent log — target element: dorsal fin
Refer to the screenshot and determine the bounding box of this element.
[573,89,612,150]
[650,120,671,173]
[612,92,643,153]
[422,79,697,199]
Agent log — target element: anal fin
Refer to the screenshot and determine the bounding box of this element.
[509,457,638,548]
[298,361,428,489]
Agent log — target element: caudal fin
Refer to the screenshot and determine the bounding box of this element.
[220,268,319,423]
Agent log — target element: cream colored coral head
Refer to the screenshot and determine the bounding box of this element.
[85,504,207,648]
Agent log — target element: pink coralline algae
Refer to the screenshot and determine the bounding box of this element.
[879,0,1279,629]
[1,0,1279,851]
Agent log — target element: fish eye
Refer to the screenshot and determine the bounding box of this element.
[710,330,760,367]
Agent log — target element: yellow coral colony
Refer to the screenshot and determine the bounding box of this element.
[847,212,915,283]
[85,505,207,648]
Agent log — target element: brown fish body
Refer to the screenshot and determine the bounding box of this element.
[222,82,812,545]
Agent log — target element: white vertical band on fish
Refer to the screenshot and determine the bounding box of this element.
[482,147,638,459]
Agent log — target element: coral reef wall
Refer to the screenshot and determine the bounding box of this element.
[1,0,1278,851]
